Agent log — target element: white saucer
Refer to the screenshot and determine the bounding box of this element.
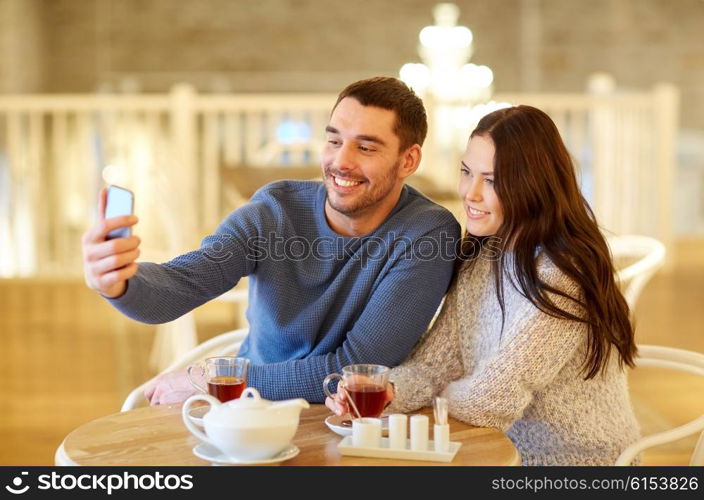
[187,405,209,427]
[193,443,300,466]
[324,415,389,437]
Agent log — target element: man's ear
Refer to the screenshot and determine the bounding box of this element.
[398,144,422,179]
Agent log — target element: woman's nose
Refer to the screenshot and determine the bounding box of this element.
[465,179,482,202]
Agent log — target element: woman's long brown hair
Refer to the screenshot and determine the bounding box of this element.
[460,105,636,379]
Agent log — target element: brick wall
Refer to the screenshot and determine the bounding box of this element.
[0,0,44,93]
[38,0,521,94]
[3,0,703,130]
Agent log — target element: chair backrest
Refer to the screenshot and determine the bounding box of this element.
[606,235,666,312]
[121,327,248,412]
[615,345,704,466]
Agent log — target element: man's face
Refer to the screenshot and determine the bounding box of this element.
[321,97,405,222]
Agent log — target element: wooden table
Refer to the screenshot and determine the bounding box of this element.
[56,404,521,466]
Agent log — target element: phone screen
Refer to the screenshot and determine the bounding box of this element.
[105,185,134,240]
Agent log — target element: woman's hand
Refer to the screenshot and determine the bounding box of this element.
[324,378,395,417]
[324,388,349,417]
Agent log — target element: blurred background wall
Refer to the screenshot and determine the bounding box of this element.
[0,0,701,124]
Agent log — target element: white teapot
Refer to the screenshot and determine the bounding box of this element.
[182,387,309,460]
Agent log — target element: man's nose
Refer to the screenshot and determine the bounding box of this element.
[332,144,356,170]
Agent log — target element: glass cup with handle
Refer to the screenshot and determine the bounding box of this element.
[323,364,390,418]
[187,356,250,402]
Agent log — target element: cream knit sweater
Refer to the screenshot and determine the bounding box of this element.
[388,252,640,466]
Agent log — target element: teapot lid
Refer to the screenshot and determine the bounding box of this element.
[222,387,270,409]
[202,387,309,429]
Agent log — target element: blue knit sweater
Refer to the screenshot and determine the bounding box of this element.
[109,180,459,402]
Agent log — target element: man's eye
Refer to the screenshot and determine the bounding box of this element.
[359,145,374,152]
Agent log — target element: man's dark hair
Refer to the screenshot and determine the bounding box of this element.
[334,76,427,151]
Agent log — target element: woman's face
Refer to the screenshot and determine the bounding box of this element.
[458,134,504,236]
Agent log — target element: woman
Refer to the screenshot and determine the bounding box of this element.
[327,105,640,465]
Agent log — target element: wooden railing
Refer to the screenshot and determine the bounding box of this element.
[0,87,336,276]
[0,83,679,277]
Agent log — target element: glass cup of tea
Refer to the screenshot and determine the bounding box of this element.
[187,356,250,402]
[322,364,390,418]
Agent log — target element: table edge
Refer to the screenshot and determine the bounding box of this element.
[55,440,78,466]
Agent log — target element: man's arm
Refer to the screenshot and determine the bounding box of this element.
[248,223,460,402]
[106,202,268,324]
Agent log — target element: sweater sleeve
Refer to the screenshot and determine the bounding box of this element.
[385,284,464,413]
[106,201,267,323]
[247,222,460,402]
[441,268,587,431]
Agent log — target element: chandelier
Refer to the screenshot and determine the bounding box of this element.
[400,3,494,105]
[399,3,510,191]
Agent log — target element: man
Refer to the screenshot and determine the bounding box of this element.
[82,76,460,404]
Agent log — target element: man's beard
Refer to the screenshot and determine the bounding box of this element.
[324,159,401,216]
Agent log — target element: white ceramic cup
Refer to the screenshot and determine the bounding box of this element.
[352,417,382,448]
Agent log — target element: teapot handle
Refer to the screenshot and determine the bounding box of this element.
[182,394,221,447]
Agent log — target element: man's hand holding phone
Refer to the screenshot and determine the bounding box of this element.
[82,186,141,299]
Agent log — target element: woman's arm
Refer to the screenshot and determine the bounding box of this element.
[441,268,586,431]
[387,283,465,413]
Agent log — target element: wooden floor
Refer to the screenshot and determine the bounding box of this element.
[1,243,703,466]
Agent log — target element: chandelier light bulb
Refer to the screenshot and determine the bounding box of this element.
[475,65,494,88]
[433,3,460,27]
[460,64,494,89]
[400,63,431,94]
[419,25,472,50]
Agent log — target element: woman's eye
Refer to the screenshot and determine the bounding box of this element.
[485,178,494,185]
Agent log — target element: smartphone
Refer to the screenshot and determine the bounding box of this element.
[105,185,134,240]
